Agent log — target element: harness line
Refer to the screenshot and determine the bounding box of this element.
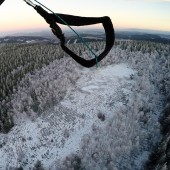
[33,0,99,67]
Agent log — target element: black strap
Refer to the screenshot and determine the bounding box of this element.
[36,5,115,67]
[0,0,5,5]
[58,15,114,67]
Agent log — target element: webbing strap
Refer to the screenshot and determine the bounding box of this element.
[54,14,114,67]
[0,0,5,5]
[35,5,115,68]
[34,0,99,67]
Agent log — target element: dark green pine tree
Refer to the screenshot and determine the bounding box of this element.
[15,166,24,170]
[33,160,45,170]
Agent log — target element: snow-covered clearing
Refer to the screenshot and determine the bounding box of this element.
[0,63,136,169]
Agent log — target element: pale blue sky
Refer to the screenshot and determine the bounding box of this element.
[0,0,170,34]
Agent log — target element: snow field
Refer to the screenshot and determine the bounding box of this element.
[0,64,136,169]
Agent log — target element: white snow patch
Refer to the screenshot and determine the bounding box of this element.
[0,63,135,169]
[26,40,35,43]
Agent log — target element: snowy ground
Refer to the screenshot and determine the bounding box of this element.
[0,64,137,169]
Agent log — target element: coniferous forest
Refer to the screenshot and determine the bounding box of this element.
[0,40,170,169]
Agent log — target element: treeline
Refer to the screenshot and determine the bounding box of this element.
[0,40,169,134]
[145,94,170,169]
[0,40,169,169]
[0,44,65,101]
[0,42,104,133]
[0,43,64,133]
[49,41,169,169]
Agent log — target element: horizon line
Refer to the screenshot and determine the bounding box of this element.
[0,27,170,37]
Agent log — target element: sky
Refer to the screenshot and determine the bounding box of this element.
[0,0,170,35]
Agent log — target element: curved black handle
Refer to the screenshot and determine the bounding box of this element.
[35,5,115,67]
[53,14,115,67]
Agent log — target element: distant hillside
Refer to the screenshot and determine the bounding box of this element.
[0,29,170,45]
[0,36,59,44]
[116,31,170,44]
[0,40,169,170]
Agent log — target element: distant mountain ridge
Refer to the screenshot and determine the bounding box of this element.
[116,32,170,44]
[0,28,170,44]
[0,36,59,44]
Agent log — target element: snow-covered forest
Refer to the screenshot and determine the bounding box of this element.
[0,40,170,169]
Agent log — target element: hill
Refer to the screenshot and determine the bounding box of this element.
[0,40,169,169]
[1,29,170,45]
